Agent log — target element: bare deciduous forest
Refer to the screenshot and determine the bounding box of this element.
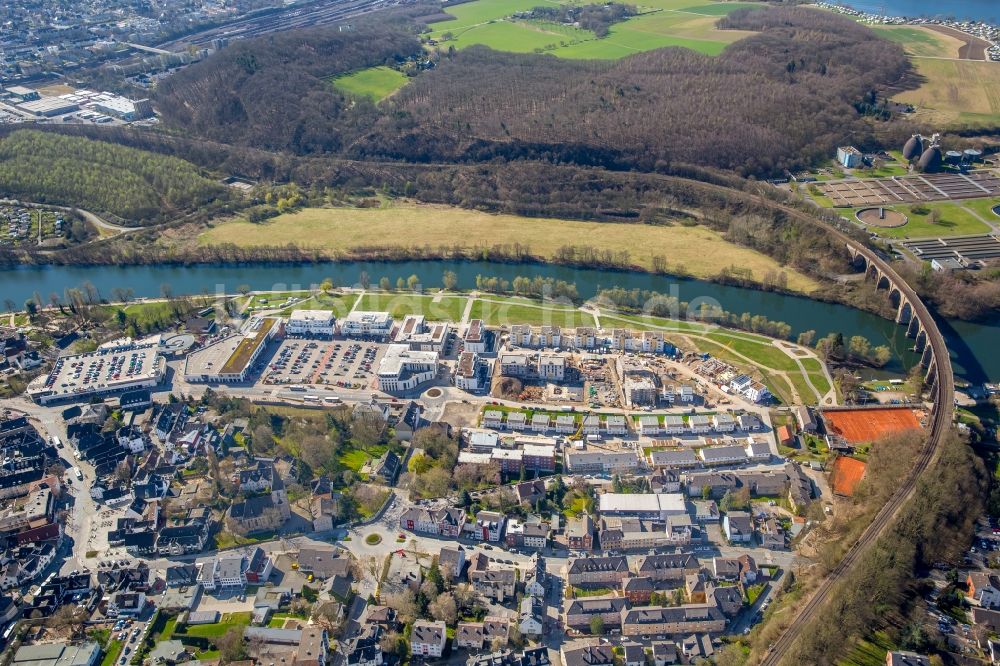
[155,6,910,177]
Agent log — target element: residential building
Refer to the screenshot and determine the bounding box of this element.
[342,311,393,339]
[561,643,614,666]
[470,568,516,602]
[519,597,544,637]
[620,605,727,637]
[411,621,447,658]
[634,554,700,584]
[394,315,450,353]
[439,545,466,580]
[564,597,627,632]
[566,515,595,551]
[723,511,753,544]
[456,352,489,391]
[968,572,1000,608]
[622,576,654,604]
[463,320,491,353]
[566,556,629,587]
[286,310,336,337]
[565,449,639,475]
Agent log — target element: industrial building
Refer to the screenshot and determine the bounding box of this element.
[183,317,280,383]
[285,310,336,337]
[18,98,80,117]
[27,338,165,405]
[836,146,863,168]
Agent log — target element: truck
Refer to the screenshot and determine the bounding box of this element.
[72,467,83,481]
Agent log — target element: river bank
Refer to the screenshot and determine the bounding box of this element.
[1,258,997,383]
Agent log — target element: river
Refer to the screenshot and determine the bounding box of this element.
[1,260,996,383]
[838,0,1000,23]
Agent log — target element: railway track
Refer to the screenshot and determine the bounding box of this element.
[156,0,402,51]
[731,190,956,666]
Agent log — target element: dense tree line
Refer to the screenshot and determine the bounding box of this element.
[522,3,636,37]
[0,130,228,224]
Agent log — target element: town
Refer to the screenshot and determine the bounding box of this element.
[0,288,957,666]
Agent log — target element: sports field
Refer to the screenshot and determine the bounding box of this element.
[830,455,867,497]
[821,407,922,444]
[332,66,409,100]
[199,203,818,292]
[892,58,1000,127]
[428,0,758,58]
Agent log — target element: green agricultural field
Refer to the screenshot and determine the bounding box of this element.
[428,0,757,58]
[892,57,1000,127]
[469,299,591,328]
[356,293,467,321]
[332,66,410,100]
[869,202,991,239]
[871,25,960,58]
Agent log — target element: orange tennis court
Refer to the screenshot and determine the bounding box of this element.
[831,456,867,497]
[822,408,922,444]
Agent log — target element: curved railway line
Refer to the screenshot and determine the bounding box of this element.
[679,182,956,666]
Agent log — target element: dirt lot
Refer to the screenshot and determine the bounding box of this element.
[928,25,989,60]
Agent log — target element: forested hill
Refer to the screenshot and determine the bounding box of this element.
[0,130,229,225]
[366,7,910,175]
[155,25,423,154]
[154,6,909,177]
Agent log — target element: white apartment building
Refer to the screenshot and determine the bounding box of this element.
[286,310,336,336]
[342,311,394,339]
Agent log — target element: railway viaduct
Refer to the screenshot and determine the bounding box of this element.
[845,246,940,388]
[753,206,955,666]
[639,172,954,666]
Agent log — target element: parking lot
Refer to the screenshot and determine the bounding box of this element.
[262,338,386,388]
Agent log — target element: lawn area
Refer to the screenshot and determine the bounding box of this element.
[836,631,896,666]
[276,292,356,317]
[200,203,817,291]
[703,333,799,372]
[470,298,590,328]
[960,197,1000,222]
[338,448,370,472]
[180,612,252,638]
[427,0,757,58]
[869,202,991,239]
[892,57,1000,127]
[601,313,709,333]
[801,357,832,395]
[357,293,466,321]
[332,66,409,100]
[213,530,276,550]
[871,25,961,58]
[100,641,124,666]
